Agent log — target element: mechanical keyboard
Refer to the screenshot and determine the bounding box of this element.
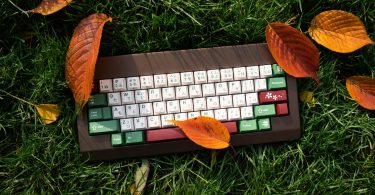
[77,43,301,162]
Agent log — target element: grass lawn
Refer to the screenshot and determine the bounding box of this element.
[1,0,374,194]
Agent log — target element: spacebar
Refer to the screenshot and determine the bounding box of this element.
[146,122,238,142]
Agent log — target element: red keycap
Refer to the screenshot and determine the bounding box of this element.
[276,103,289,115]
[258,90,287,104]
[147,121,237,142]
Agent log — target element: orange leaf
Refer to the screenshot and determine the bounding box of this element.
[65,13,112,109]
[308,10,374,53]
[266,22,320,83]
[346,76,375,110]
[34,104,60,124]
[169,117,230,149]
[27,0,73,15]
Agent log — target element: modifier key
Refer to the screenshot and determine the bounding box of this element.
[89,120,120,135]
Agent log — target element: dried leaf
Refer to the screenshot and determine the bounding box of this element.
[169,117,230,149]
[308,10,374,53]
[34,104,60,124]
[299,91,317,107]
[131,159,150,195]
[346,76,375,110]
[65,13,112,109]
[27,0,73,15]
[266,22,320,83]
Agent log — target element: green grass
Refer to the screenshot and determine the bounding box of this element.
[1,0,374,194]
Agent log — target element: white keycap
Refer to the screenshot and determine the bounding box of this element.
[233,94,246,107]
[112,106,126,119]
[162,87,175,100]
[167,73,181,86]
[139,103,153,116]
[194,71,207,84]
[228,81,241,94]
[161,114,174,127]
[214,109,227,121]
[180,99,194,112]
[207,96,220,110]
[135,90,148,103]
[140,76,154,89]
[120,119,134,131]
[241,106,254,119]
[167,100,180,114]
[176,86,189,99]
[125,104,139,117]
[193,98,206,111]
[259,65,273,78]
[189,85,202,98]
[181,72,194,85]
[148,116,161,128]
[247,66,259,79]
[121,91,135,104]
[127,77,140,90]
[220,95,233,108]
[134,117,147,130]
[242,80,254,93]
[207,70,220,82]
[153,101,167,115]
[108,92,121,106]
[227,108,241,120]
[100,79,113,92]
[154,74,168,88]
[233,67,247,80]
[174,113,188,121]
[113,78,126,91]
[201,110,214,118]
[254,79,267,92]
[220,68,233,81]
[148,88,162,102]
[188,112,200,119]
[246,93,259,105]
[215,82,228,95]
[202,84,215,97]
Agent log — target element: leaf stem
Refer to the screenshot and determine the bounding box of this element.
[0,89,35,106]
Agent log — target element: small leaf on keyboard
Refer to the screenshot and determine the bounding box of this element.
[65,13,112,111]
[130,159,150,195]
[27,0,73,15]
[35,104,60,124]
[168,117,230,149]
[346,76,375,110]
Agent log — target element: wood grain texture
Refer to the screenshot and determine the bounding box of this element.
[346,76,375,110]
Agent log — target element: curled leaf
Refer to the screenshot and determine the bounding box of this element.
[34,104,60,124]
[299,91,317,107]
[169,117,230,149]
[27,0,73,15]
[346,76,375,110]
[130,159,150,195]
[65,13,112,110]
[266,22,320,83]
[308,10,374,53]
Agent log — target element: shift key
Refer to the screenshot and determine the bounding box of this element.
[254,104,276,118]
[89,120,120,135]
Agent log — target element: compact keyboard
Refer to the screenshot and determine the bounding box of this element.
[77,43,301,162]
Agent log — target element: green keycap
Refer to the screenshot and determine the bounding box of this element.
[88,94,107,107]
[254,104,276,118]
[272,64,285,76]
[239,119,258,132]
[111,133,124,146]
[102,107,112,120]
[258,118,271,130]
[89,120,120,135]
[88,108,103,121]
[125,131,144,144]
[268,77,286,89]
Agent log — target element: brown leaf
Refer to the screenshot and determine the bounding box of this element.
[266,22,320,83]
[169,117,230,149]
[130,159,150,195]
[65,13,112,109]
[34,104,60,124]
[308,10,374,53]
[27,0,73,15]
[346,76,375,110]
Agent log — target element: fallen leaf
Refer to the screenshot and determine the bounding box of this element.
[308,10,374,53]
[266,22,320,83]
[130,159,150,195]
[34,104,60,124]
[27,0,73,15]
[299,91,317,107]
[169,117,230,149]
[346,76,375,110]
[65,13,112,110]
